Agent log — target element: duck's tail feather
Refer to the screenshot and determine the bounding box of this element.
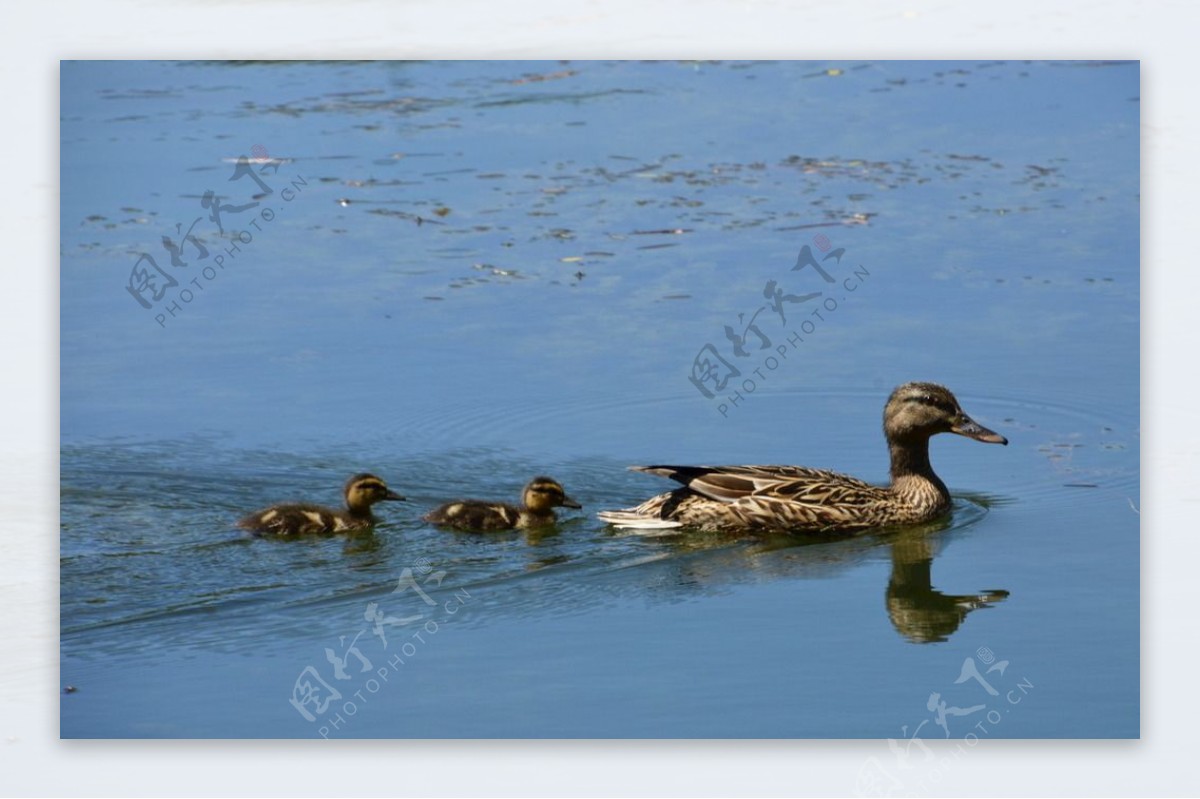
[596,509,683,530]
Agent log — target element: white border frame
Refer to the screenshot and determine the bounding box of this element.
[10,1,1189,795]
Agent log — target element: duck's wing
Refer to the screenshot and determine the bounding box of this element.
[424,500,521,531]
[237,503,347,535]
[631,464,879,505]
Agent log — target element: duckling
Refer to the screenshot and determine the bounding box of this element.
[237,473,406,535]
[424,476,582,531]
[598,382,1007,534]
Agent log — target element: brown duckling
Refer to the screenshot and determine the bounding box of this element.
[424,476,582,531]
[238,473,405,535]
[598,382,1007,534]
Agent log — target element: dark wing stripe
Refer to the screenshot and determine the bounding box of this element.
[632,465,712,482]
[687,473,759,503]
[633,466,744,503]
[632,464,881,505]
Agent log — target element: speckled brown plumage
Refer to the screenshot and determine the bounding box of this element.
[598,383,1007,534]
[424,476,581,531]
[238,473,406,535]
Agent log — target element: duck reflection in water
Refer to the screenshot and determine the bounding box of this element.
[610,508,1008,644]
[884,523,1009,644]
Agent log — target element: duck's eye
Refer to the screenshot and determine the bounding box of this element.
[907,394,954,413]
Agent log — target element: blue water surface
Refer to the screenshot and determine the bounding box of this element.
[60,60,1139,739]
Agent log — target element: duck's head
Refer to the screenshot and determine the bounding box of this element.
[344,473,407,512]
[522,476,582,512]
[883,382,1008,445]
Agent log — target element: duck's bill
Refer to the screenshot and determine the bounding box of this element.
[384,490,407,501]
[951,415,1008,445]
[561,496,583,509]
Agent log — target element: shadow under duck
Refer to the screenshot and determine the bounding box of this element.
[597,382,1007,534]
[424,476,581,531]
[237,473,406,535]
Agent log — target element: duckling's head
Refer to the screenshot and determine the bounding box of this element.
[883,382,1008,445]
[344,473,406,513]
[522,476,582,512]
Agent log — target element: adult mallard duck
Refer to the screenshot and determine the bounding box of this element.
[597,382,1007,533]
[237,473,406,535]
[424,476,582,531]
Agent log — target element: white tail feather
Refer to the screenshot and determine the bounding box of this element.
[596,509,683,530]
